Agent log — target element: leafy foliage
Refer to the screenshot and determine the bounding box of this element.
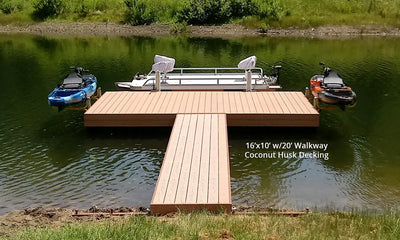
[230,0,258,17]
[176,0,232,25]
[0,0,23,14]
[33,0,65,19]
[256,0,284,20]
[124,0,156,25]
[175,0,284,25]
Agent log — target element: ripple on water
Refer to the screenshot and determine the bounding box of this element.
[2,36,400,214]
[0,143,163,214]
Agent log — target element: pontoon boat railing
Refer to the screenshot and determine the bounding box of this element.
[142,67,267,87]
[172,67,263,76]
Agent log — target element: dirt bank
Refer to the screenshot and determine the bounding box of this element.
[0,205,308,238]
[0,22,400,38]
[0,206,149,238]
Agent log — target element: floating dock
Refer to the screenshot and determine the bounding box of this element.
[85,91,319,127]
[84,91,319,215]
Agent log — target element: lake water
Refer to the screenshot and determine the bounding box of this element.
[0,35,399,214]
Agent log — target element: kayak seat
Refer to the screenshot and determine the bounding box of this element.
[62,72,84,89]
[324,83,344,89]
[323,71,344,88]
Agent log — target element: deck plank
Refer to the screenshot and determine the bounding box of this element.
[124,92,143,113]
[184,92,195,113]
[159,92,173,113]
[87,91,110,113]
[175,114,197,204]
[95,92,117,113]
[218,114,230,204]
[103,92,124,113]
[136,92,156,113]
[280,92,300,114]
[259,91,274,113]
[163,91,177,113]
[246,92,258,113]
[222,91,230,113]
[253,92,267,113]
[211,92,218,113]
[208,114,219,203]
[154,92,169,113]
[112,92,130,113]
[228,92,237,113]
[147,92,164,113]
[118,92,135,113]
[266,92,282,113]
[276,92,293,113]
[235,92,244,113]
[286,91,305,114]
[198,92,206,113]
[191,92,200,114]
[295,92,315,114]
[151,115,185,204]
[185,114,204,204]
[197,114,211,204]
[177,92,189,113]
[204,92,212,113]
[163,114,191,204]
[171,92,184,113]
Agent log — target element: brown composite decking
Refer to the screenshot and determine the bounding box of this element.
[84,91,319,215]
[84,91,319,127]
[151,114,231,215]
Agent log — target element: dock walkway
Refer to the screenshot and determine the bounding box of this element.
[84,91,319,215]
[151,114,231,214]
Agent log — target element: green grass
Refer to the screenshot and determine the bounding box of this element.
[0,0,400,28]
[274,0,400,28]
[5,212,400,240]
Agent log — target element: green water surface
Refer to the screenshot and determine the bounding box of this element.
[0,35,399,214]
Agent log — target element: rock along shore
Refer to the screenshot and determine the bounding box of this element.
[0,22,400,38]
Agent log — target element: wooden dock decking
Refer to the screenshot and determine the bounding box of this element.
[151,114,231,214]
[84,91,319,215]
[85,91,319,127]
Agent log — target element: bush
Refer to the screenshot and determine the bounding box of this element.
[0,0,23,14]
[256,0,284,20]
[122,0,285,26]
[177,0,232,25]
[124,0,156,25]
[230,0,258,17]
[78,3,89,17]
[33,0,65,19]
[176,0,284,25]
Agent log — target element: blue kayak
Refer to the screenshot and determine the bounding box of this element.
[48,67,97,107]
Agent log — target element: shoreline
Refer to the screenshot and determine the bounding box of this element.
[1,206,399,239]
[1,22,400,38]
[0,206,307,235]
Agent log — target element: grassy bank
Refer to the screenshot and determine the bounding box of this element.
[5,212,400,240]
[0,0,399,28]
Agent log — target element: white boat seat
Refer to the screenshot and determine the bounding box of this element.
[153,55,175,73]
[238,56,257,70]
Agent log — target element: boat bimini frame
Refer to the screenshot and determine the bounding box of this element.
[115,55,282,91]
